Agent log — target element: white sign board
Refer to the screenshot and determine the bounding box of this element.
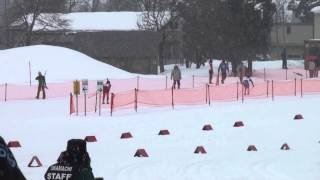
[82,79,88,94]
[97,80,103,92]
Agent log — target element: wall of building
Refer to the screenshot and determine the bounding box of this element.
[270,23,313,59]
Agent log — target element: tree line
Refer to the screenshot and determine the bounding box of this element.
[1,0,320,74]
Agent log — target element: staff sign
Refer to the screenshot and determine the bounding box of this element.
[73,80,80,95]
[82,79,88,94]
[97,80,103,92]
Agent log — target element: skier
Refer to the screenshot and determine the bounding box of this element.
[44,139,95,180]
[208,58,213,84]
[102,79,111,104]
[218,60,229,84]
[35,71,47,99]
[0,136,26,180]
[242,75,254,95]
[171,65,182,89]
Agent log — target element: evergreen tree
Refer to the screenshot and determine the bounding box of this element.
[295,0,320,22]
[178,0,275,74]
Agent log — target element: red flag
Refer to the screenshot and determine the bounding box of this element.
[70,93,75,115]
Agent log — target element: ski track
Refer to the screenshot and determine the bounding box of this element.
[252,159,291,180]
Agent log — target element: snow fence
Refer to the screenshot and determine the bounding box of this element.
[70,78,320,116]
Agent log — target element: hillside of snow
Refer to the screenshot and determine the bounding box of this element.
[0,45,134,84]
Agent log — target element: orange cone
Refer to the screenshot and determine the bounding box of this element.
[28,156,42,167]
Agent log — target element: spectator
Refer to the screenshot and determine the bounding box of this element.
[35,71,47,99]
[171,65,182,89]
[102,79,111,104]
[309,60,316,78]
[208,58,213,84]
[281,48,288,69]
[0,136,26,180]
[237,62,247,83]
[218,60,229,84]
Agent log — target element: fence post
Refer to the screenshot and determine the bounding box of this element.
[75,94,79,116]
[29,61,31,86]
[272,80,274,101]
[166,76,168,89]
[241,82,244,103]
[205,84,208,104]
[70,93,73,115]
[264,68,266,82]
[110,93,114,116]
[171,87,174,109]
[4,83,7,102]
[301,79,303,98]
[98,92,101,116]
[84,93,87,116]
[134,88,138,112]
[267,80,269,98]
[137,76,140,89]
[192,75,195,88]
[94,91,98,113]
[237,82,239,101]
[285,68,288,80]
[294,78,297,96]
[208,84,211,106]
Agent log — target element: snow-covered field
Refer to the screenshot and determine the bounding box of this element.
[0,45,319,180]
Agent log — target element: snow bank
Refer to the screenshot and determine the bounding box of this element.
[29,12,142,31]
[0,45,134,84]
[311,6,320,14]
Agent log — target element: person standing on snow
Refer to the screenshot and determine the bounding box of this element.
[35,71,47,99]
[208,58,214,84]
[237,62,247,83]
[102,79,111,104]
[242,75,254,95]
[171,65,182,89]
[281,48,288,69]
[218,60,229,84]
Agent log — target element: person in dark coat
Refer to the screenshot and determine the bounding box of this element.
[45,139,95,180]
[208,58,213,84]
[218,60,229,84]
[102,79,111,104]
[0,136,26,180]
[171,65,182,89]
[35,71,47,99]
[281,48,288,69]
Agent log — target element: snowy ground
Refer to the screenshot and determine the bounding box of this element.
[1,96,319,180]
[0,45,319,180]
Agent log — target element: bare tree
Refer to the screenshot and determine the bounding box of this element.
[67,0,77,12]
[137,0,178,73]
[9,0,69,45]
